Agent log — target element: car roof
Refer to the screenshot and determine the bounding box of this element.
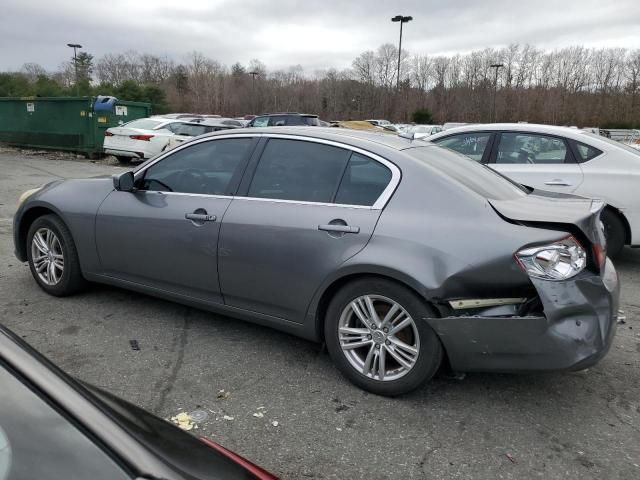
[199,126,430,151]
[429,123,591,141]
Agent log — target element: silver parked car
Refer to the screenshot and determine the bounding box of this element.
[13,127,619,396]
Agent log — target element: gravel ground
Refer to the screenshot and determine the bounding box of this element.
[1,150,639,479]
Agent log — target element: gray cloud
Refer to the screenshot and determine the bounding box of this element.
[1,0,639,73]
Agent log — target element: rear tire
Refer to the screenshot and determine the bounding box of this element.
[325,278,443,396]
[116,156,131,165]
[601,209,625,258]
[26,214,86,296]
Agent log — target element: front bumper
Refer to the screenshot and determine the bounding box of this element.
[429,258,619,372]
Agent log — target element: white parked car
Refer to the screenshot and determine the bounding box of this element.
[366,119,391,126]
[427,123,640,257]
[104,118,194,164]
[404,124,443,139]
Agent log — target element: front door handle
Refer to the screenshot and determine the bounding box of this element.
[318,224,360,234]
[185,213,216,222]
[544,179,571,186]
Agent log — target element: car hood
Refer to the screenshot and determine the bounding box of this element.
[489,189,605,245]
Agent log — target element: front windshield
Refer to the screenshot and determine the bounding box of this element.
[406,146,529,200]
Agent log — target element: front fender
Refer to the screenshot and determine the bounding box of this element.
[13,178,115,273]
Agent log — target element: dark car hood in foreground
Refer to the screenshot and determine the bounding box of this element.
[81,383,262,480]
[489,189,605,245]
[0,325,273,480]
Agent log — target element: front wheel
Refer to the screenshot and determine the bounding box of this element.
[26,214,86,296]
[325,278,443,396]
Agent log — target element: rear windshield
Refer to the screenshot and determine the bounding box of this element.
[406,146,529,200]
[123,119,164,130]
[302,116,320,126]
[172,124,209,136]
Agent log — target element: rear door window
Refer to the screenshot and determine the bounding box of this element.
[434,133,492,162]
[334,153,392,206]
[495,133,570,164]
[248,139,350,202]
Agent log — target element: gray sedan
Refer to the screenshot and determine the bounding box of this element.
[13,127,619,396]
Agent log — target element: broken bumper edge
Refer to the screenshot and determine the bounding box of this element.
[427,258,620,373]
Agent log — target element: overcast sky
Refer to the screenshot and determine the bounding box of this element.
[2,0,639,73]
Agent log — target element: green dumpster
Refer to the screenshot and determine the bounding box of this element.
[0,96,152,157]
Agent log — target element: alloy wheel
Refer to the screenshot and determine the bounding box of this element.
[338,294,420,381]
[31,228,64,286]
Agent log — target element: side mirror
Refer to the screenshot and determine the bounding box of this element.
[113,171,135,192]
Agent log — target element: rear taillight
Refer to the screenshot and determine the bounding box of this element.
[515,236,587,281]
[104,131,114,136]
[130,134,154,141]
[199,437,278,479]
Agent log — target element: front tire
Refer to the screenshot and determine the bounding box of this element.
[325,278,443,396]
[26,214,86,296]
[601,209,625,258]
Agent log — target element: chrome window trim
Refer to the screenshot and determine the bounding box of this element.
[135,190,234,200]
[233,196,373,210]
[134,132,401,210]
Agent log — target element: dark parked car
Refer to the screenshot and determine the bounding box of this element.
[247,113,320,127]
[0,324,277,480]
[13,127,619,396]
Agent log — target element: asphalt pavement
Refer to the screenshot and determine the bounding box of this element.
[1,150,639,479]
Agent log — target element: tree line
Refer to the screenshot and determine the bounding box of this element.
[1,44,639,127]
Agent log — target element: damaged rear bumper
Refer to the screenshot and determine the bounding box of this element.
[428,258,620,372]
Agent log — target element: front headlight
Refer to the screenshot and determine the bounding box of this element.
[516,236,587,281]
[18,186,43,206]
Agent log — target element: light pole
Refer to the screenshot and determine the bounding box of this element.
[67,43,82,95]
[391,15,412,90]
[248,71,259,113]
[490,63,504,122]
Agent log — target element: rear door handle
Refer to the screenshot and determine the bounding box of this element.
[185,213,216,222]
[318,224,360,234]
[544,179,571,186]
